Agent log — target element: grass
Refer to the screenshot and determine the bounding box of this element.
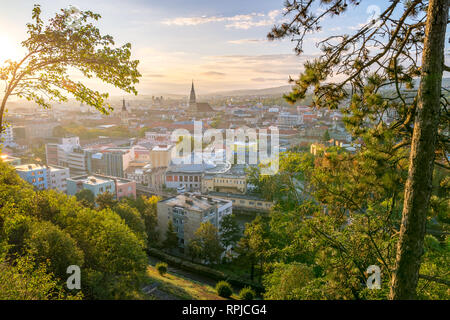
[146,266,238,300]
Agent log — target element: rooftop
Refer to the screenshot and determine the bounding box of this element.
[14,164,46,171]
[160,193,230,212]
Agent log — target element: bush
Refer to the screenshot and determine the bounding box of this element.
[156,262,168,276]
[239,287,255,300]
[216,281,232,298]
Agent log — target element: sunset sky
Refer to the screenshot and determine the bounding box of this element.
[1,0,449,96]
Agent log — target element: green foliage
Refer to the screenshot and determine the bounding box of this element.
[215,281,232,298]
[0,161,148,299]
[0,254,82,300]
[24,219,85,279]
[0,4,141,120]
[156,262,168,276]
[113,202,147,243]
[163,220,179,251]
[188,222,223,264]
[75,189,95,208]
[263,263,316,300]
[239,287,255,300]
[95,192,117,210]
[220,214,241,248]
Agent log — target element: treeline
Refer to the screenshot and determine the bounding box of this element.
[0,161,159,299]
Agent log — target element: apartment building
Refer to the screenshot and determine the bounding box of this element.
[66,174,136,199]
[46,137,87,176]
[157,193,232,249]
[47,165,70,193]
[15,164,48,190]
[85,147,135,178]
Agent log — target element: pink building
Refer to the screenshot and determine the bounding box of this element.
[115,178,136,199]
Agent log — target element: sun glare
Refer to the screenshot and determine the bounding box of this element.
[0,34,21,64]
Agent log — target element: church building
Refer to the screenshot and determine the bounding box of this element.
[121,98,129,125]
[187,81,215,116]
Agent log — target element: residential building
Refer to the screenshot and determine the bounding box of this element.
[45,137,87,176]
[157,193,232,249]
[115,177,136,199]
[85,147,135,178]
[15,164,48,190]
[66,174,136,199]
[67,174,115,198]
[150,144,173,168]
[47,165,70,193]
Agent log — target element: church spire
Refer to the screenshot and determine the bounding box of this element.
[122,97,127,112]
[189,80,196,107]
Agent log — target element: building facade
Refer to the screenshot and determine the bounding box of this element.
[15,164,48,190]
[67,174,136,200]
[47,165,70,193]
[157,193,232,249]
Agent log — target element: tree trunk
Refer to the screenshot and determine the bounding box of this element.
[390,0,449,300]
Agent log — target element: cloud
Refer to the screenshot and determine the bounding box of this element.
[162,10,281,30]
[251,77,287,82]
[143,73,166,78]
[200,71,226,77]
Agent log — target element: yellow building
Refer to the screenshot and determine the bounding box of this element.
[150,145,173,168]
[208,192,273,213]
[201,173,247,194]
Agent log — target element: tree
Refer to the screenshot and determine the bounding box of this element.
[163,220,178,251]
[140,196,160,245]
[0,254,81,300]
[24,219,85,280]
[390,0,449,299]
[263,263,316,300]
[96,192,117,210]
[269,0,449,299]
[220,214,241,249]
[0,4,141,135]
[322,129,330,142]
[0,161,147,299]
[112,202,147,243]
[75,189,95,208]
[189,222,223,264]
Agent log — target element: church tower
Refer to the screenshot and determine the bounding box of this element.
[189,80,196,111]
[121,98,129,125]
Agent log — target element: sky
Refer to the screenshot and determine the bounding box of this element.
[0,0,449,96]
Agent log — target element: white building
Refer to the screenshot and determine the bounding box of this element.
[45,137,87,176]
[0,125,15,147]
[47,165,70,193]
